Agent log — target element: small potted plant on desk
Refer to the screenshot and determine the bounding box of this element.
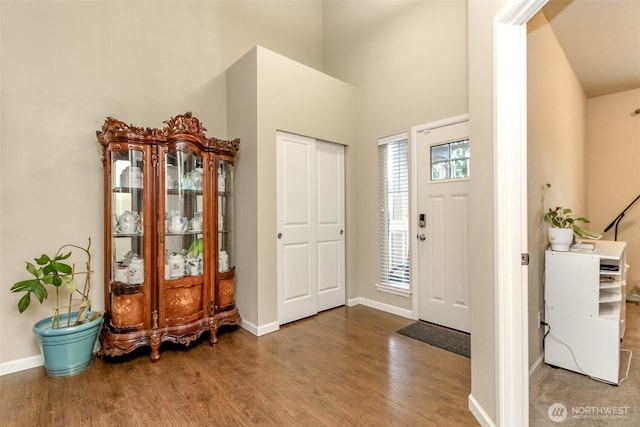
[10,238,103,377]
[544,207,600,251]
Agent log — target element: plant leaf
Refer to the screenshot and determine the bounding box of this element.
[11,278,39,292]
[25,262,39,277]
[574,225,602,240]
[77,301,89,323]
[56,251,72,261]
[65,277,76,293]
[11,279,48,302]
[17,293,31,313]
[51,261,72,275]
[34,254,50,265]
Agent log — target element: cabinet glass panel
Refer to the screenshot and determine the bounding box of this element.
[218,160,233,272]
[111,149,144,284]
[164,150,204,280]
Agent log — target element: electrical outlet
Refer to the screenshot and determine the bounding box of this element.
[538,311,543,328]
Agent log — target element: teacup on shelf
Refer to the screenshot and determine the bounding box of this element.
[181,178,196,190]
[168,215,188,233]
[191,213,203,231]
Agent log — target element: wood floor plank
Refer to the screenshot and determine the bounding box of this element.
[0,305,476,426]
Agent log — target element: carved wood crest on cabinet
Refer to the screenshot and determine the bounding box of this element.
[96,112,240,361]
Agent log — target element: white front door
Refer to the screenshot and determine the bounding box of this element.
[417,120,471,332]
[277,132,345,325]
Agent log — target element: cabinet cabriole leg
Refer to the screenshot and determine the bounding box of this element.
[150,335,161,362]
[210,322,219,345]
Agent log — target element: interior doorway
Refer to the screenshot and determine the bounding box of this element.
[493,0,549,425]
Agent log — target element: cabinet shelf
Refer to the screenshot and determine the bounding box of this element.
[599,302,621,320]
[166,188,203,196]
[599,279,623,290]
[598,289,622,304]
[113,232,144,238]
[165,231,203,236]
[112,186,144,193]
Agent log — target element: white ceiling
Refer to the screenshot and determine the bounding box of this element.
[323,0,639,99]
[542,0,640,99]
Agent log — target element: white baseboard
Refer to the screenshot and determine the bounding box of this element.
[1,320,279,376]
[468,393,497,427]
[240,318,279,337]
[0,355,43,377]
[0,300,421,376]
[347,297,413,319]
[529,352,544,377]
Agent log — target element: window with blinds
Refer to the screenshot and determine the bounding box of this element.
[378,134,409,292]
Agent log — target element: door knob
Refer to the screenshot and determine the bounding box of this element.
[417,234,426,241]
[277,233,282,239]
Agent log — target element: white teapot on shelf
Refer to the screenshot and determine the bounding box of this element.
[190,212,203,231]
[168,253,185,279]
[168,214,188,233]
[114,210,141,234]
[127,257,144,284]
[187,168,204,189]
[121,166,143,188]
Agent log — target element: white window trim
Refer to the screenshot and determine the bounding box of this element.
[377,132,410,296]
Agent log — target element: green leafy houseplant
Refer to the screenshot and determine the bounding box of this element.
[10,238,101,328]
[544,207,589,235]
[543,207,600,239]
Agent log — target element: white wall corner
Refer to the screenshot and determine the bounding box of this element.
[529,352,544,377]
[469,393,498,427]
[240,318,279,337]
[0,355,43,377]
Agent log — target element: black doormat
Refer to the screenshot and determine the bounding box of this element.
[396,321,470,358]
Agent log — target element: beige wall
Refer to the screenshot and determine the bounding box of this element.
[586,88,640,285]
[226,50,260,328]
[227,46,356,330]
[467,0,502,421]
[526,11,588,369]
[0,0,324,366]
[323,0,468,311]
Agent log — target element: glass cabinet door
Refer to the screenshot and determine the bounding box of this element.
[111,148,145,286]
[164,149,205,280]
[218,159,234,272]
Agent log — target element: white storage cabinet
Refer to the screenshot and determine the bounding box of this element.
[544,240,626,384]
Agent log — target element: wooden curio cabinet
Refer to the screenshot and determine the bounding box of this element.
[96,112,240,361]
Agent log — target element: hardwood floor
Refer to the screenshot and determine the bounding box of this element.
[0,305,476,426]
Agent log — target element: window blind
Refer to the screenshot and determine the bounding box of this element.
[378,135,409,289]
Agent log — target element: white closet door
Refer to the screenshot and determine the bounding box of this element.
[277,132,317,324]
[277,133,345,325]
[316,141,345,312]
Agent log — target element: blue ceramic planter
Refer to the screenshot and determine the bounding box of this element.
[32,312,103,377]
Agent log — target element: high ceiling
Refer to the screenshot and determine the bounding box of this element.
[542,0,640,99]
[323,0,639,99]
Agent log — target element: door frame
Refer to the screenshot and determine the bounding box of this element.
[494,0,548,426]
[410,114,470,321]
